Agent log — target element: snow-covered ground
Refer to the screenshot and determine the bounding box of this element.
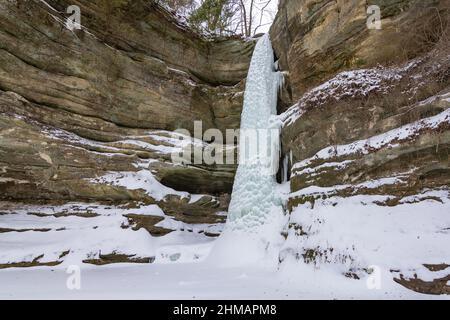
[0,174,449,299]
[0,184,449,299]
[283,190,450,272]
[0,250,447,300]
[0,201,221,266]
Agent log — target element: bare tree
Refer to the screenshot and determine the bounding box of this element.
[253,0,274,35]
[186,0,277,36]
[236,0,276,37]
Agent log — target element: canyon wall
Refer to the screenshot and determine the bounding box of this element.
[271,0,448,99]
[271,0,450,294]
[0,0,254,218]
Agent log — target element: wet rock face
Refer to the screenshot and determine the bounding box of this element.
[0,0,253,206]
[270,0,448,99]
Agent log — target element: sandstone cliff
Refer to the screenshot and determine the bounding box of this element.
[271,0,449,99]
[0,0,254,205]
[271,0,450,294]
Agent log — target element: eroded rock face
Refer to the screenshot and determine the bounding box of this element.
[273,0,450,208]
[273,0,450,294]
[270,0,449,99]
[0,0,253,133]
[0,0,254,208]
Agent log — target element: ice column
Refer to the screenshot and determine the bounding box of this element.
[226,34,284,231]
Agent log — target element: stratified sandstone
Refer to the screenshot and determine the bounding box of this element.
[272,0,450,294]
[270,0,449,99]
[0,0,254,208]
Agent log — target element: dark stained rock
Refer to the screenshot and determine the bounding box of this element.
[83,252,155,265]
[0,254,61,269]
[394,274,450,295]
[124,213,173,237]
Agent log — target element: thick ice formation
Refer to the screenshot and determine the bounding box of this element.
[226,34,284,230]
[207,34,285,267]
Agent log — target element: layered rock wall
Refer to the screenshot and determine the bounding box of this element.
[0,0,254,205]
[271,0,450,294]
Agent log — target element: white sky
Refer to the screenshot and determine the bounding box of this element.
[250,0,279,34]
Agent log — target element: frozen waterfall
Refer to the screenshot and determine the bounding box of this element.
[208,34,286,267]
[226,34,284,231]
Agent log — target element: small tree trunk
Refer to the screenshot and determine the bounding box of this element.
[248,0,254,37]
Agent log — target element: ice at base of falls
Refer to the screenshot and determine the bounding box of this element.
[225,34,285,232]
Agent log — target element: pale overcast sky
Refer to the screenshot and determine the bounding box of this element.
[251,0,279,34]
